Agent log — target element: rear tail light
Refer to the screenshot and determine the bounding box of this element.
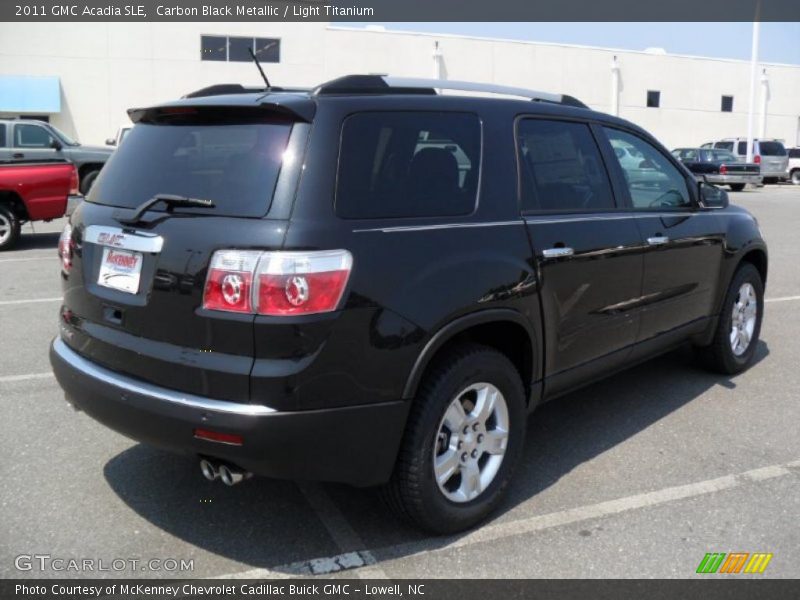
[203,249,353,316]
[754,155,761,164]
[719,164,728,175]
[58,223,73,273]
[68,166,80,196]
[202,250,261,313]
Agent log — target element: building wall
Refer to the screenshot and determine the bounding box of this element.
[1,22,798,150]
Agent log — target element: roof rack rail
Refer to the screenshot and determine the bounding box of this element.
[313,75,588,108]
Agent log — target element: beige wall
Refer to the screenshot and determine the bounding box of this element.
[1,23,798,150]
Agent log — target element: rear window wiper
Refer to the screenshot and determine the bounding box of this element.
[116,194,216,225]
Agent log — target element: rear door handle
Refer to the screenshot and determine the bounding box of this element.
[647,236,670,246]
[542,247,574,258]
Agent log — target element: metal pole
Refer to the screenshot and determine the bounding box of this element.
[745,18,760,162]
[610,56,620,117]
[759,68,769,138]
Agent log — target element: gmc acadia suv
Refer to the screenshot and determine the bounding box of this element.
[50,75,768,533]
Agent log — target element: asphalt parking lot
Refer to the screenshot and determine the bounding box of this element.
[1,185,799,580]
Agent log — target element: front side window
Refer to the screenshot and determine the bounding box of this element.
[336,112,481,219]
[517,119,614,212]
[14,124,55,148]
[604,127,691,210]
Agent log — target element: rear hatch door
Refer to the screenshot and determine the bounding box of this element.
[62,103,309,403]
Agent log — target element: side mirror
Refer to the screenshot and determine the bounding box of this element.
[50,138,63,151]
[105,138,116,146]
[699,181,729,209]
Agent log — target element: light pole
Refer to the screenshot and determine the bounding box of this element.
[745,10,761,162]
[610,56,620,117]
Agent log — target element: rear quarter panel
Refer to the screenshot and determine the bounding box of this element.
[0,162,72,220]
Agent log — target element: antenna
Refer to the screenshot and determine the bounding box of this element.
[248,46,271,89]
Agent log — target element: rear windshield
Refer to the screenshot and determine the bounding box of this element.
[88,121,292,218]
[758,141,787,156]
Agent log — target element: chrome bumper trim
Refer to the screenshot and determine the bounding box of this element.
[52,337,276,416]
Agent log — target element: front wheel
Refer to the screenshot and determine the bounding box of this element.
[697,263,764,374]
[383,344,526,534]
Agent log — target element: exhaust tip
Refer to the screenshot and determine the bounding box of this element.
[218,464,251,486]
[200,459,218,481]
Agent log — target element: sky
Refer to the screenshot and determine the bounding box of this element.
[338,23,800,65]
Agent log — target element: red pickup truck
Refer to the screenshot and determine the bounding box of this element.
[0,160,80,250]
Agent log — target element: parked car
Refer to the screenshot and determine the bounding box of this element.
[672,147,761,191]
[50,75,768,533]
[0,159,80,250]
[105,125,132,148]
[0,120,113,194]
[787,147,800,185]
[702,138,789,184]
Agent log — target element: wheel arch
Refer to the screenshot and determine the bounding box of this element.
[738,246,768,287]
[0,190,30,221]
[78,162,104,179]
[402,309,541,405]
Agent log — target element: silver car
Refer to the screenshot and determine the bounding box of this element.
[702,138,789,184]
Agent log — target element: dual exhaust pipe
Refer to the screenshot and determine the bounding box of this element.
[200,458,252,486]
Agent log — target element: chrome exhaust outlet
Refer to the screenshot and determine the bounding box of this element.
[218,463,252,486]
[199,459,219,482]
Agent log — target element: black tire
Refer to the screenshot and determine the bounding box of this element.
[728,184,746,192]
[383,344,526,534]
[0,204,21,251]
[697,263,764,374]
[791,170,800,186]
[79,170,100,194]
[762,177,778,185]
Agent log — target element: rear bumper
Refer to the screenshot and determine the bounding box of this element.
[50,337,409,486]
[702,174,762,185]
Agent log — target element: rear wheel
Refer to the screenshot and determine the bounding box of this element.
[0,205,21,251]
[383,344,526,534]
[697,263,763,374]
[728,183,746,192]
[791,170,800,186]
[79,170,100,194]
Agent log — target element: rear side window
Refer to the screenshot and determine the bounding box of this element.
[516,119,614,212]
[336,112,480,219]
[0,125,5,148]
[789,148,800,159]
[88,120,292,218]
[759,141,787,156]
[714,141,734,151]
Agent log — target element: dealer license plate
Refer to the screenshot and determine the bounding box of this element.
[97,247,143,294]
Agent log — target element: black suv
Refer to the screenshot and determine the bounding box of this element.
[50,75,767,533]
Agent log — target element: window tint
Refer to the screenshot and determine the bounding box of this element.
[201,35,226,61]
[759,141,787,156]
[646,90,660,108]
[789,148,800,159]
[14,124,54,148]
[336,112,480,219]
[737,141,748,155]
[0,125,6,148]
[678,149,699,160]
[710,150,737,162]
[714,141,734,151]
[604,128,691,210]
[89,120,292,218]
[517,119,614,212]
[721,95,734,112]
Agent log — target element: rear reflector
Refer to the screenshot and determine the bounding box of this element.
[203,249,353,316]
[193,428,243,446]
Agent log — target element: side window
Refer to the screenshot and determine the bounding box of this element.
[14,124,54,148]
[0,125,6,148]
[603,128,691,210]
[737,141,748,155]
[336,112,480,219]
[516,119,614,212]
[714,141,734,151]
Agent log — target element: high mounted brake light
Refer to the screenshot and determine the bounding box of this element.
[203,250,353,316]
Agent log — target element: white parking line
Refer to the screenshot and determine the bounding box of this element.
[765,295,800,304]
[0,256,55,264]
[216,457,798,579]
[0,297,61,306]
[0,372,53,383]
